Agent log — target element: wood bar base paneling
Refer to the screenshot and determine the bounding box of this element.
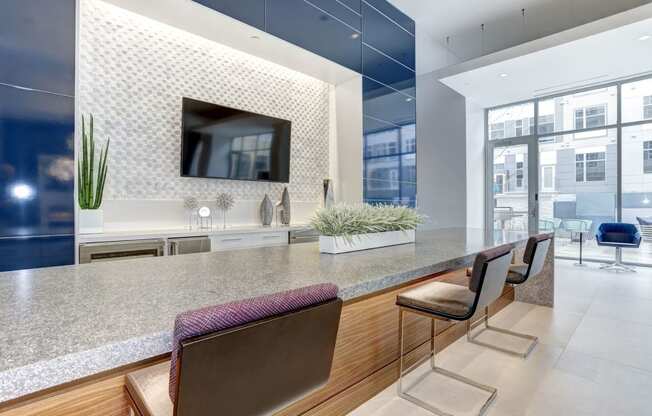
[0,269,514,416]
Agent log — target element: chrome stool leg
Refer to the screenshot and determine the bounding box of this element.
[466,306,538,359]
[397,308,497,416]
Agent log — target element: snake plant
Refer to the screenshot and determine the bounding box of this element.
[78,115,110,209]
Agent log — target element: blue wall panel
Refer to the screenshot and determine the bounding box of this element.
[194,0,266,30]
[362,45,415,93]
[0,236,74,272]
[0,0,76,96]
[362,2,414,69]
[267,0,362,72]
[307,0,362,30]
[362,0,414,34]
[337,0,361,13]
[0,85,75,238]
[363,77,415,127]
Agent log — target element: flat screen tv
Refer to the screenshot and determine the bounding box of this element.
[181,98,291,182]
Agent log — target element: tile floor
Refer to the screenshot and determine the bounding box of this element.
[349,259,652,416]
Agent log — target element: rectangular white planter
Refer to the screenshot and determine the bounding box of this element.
[79,209,104,234]
[319,230,415,254]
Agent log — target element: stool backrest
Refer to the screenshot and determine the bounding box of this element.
[523,234,552,280]
[469,244,514,310]
[170,284,342,416]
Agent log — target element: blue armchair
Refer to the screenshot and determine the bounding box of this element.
[596,223,641,272]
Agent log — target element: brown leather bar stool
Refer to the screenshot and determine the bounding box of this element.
[125,284,342,416]
[396,244,514,416]
[465,233,552,358]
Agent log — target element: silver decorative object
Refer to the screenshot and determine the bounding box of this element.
[198,206,213,230]
[260,194,273,226]
[183,197,199,230]
[215,192,235,229]
[279,187,291,225]
[324,179,335,208]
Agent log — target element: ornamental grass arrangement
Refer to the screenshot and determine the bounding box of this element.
[311,204,425,239]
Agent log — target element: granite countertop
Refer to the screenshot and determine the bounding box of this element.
[0,227,533,403]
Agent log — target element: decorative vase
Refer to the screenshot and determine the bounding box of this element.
[280,187,291,225]
[79,209,104,234]
[324,179,335,208]
[260,194,273,226]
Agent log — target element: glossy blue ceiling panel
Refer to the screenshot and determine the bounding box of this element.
[362,0,414,35]
[0,235,74,272]
[337,0,361,13]
[0,85,75,238]
[193,0,266,30]
[267,0,362,72]
[362,45,415,93]
[308,0,362,31]
[0,0,76,96]
[363,77,415,127]
[362,2,414,69]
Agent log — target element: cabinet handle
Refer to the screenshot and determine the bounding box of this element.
[263,235,281,239]
[221,238,243,242]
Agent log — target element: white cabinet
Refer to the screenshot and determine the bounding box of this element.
[210,231,288,252]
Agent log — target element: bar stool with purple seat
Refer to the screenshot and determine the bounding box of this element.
[125,283,342,416]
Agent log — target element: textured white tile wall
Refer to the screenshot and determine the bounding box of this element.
[78,0,330,204]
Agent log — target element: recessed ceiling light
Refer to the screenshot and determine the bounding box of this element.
[405,97,413,102]
[499,73,508,78]
[639,35,651,41]
[351,33,360,39]
[250,35,260,40]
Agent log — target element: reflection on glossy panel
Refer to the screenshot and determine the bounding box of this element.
[0,0,75,96]
[267,0,362,72]
[193,0,266,30]
[0,85,75,237]
[363,77,415,126]
[362,0,414,34]
[363,116,416,207]
[362,45,414,92]
[308,0,362,30]
[0,235,74,272]
[362,2,414,69]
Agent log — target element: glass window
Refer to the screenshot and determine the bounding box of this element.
[488,102,534,140]
[574,104,606,130]
[538,131,617,263]
[516,161,524,188]
[538,86,617,134]
[622,78,652,123]
[644,141,652,174]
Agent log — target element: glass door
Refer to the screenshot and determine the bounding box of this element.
[487,138,539,233]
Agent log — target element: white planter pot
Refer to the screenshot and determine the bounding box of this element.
[319,230,415,254]
[79,209,104,234]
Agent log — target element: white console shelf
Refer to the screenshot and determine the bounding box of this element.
[78,224,312,253]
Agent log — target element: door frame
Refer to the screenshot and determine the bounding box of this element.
[485,136,540,235]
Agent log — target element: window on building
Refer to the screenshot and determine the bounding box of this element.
[576,152,606,182]
[490,122,505,140]
[644,141,652,174]
[515,120,523,137]
[538,114,554,135]
[541,165,555,191]
[645,96,652,120]
[516,161,524,188]
[494,174,505,194]
[575,105,607,130]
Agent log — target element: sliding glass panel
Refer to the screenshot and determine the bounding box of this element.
[622,78,652,124]
[537,86,617,135]
[622,122,652,265]
[538,129,617,261]
[487,102,534,140]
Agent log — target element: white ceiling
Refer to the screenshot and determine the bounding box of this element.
[439,12,652,108]
[391,0,651,63]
